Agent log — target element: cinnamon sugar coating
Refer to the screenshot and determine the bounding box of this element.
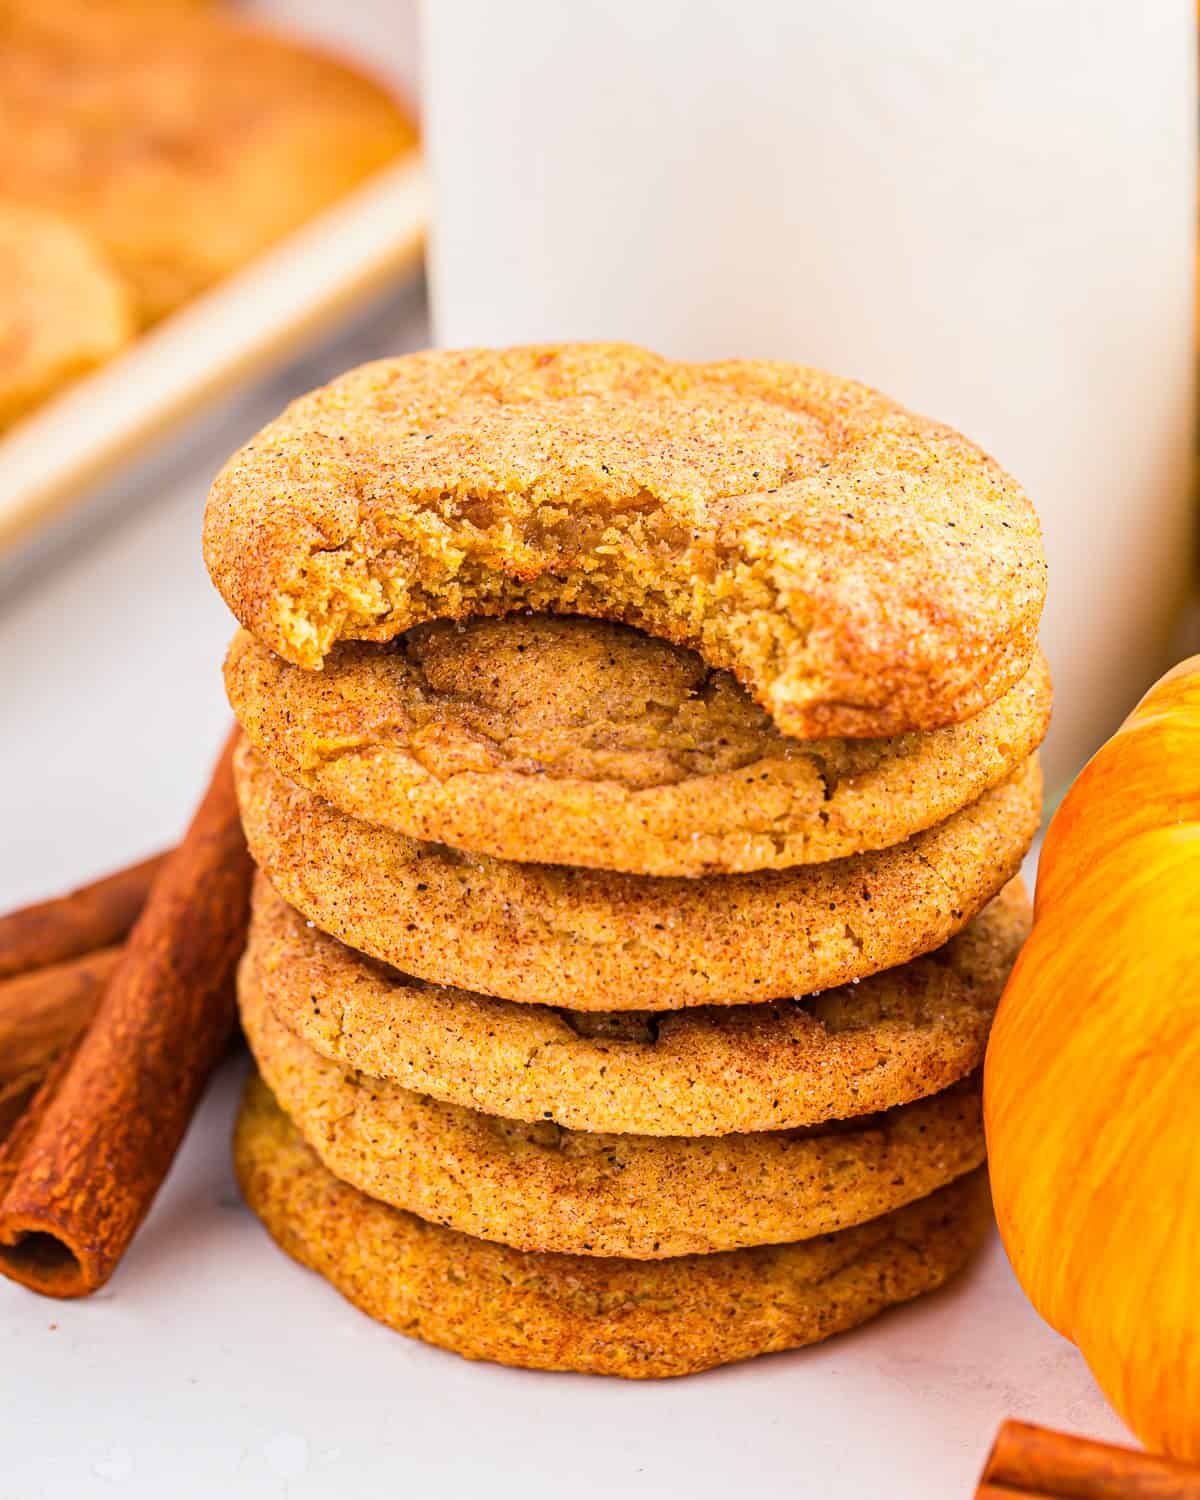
[241,961,985,1258]
[204,344,1046,739]
[233,738,1041,1010]
[235,1075,991,1378]
[248,874,1028,1136]
[226,618,1051,875]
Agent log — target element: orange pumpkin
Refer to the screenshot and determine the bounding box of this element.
[985,655,1200,1458]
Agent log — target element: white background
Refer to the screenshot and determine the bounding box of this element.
[0,2,1137,1492]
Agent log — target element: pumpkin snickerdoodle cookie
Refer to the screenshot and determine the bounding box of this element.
[204,344,1046,740]
[248,874,1029,1136]
[0,5,415,325]
[234,738,1041,1010]
[225,617,1051,876]
[236,1075,991,1377]
[0,201,132,431]
[240,965,986,1259]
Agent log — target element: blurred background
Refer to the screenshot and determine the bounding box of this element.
[0,0,1196,908]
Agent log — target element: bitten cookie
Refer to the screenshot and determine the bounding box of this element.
[235,1075,992,1378]
[204,344,1047,738]
[248,874,1029,1135]
[234,739,1041,1009]
[226,617,1051,875]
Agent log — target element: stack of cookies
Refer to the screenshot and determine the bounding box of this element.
[203,344,1050,1378]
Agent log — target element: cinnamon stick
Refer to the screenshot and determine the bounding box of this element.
[0,1072,43,1142]
[0,948,118,1146]
[0,852,166,980]
[0,947,121,1088]
[978,1421,1200,1499]
[977,1487,1062,1500]
[0,731,251,1298]
[976,1487,1062,1500]
[0,1040,86,1209]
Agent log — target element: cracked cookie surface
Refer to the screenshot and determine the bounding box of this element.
[204,343,1046,739]
[226,616,1051,876]
[249,874,1028,1135]
[240,961,986,1258]
[235,1074,991,1377]
[234,738,1041,1009]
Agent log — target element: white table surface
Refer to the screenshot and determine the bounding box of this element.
[0,277,1129,1500]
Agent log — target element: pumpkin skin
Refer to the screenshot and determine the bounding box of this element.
[985,656,1200,1458]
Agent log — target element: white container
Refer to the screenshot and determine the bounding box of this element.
[422,1,1197,788]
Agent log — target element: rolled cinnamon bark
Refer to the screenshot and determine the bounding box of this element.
[0,1072,43,1142]
[0,731,251,1298]
[0,948,120,1147]
[0,1041,85,1211]
[0,853,166,980]
[0,947,121,1088]
[978,1421,1200,1499]
[976,1486,1058,1500]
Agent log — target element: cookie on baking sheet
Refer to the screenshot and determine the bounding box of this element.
[225,617,1051,876]
[0,201,132,431]
[240,964,986,1259]
[234,738,1041,1010]
[235,1075,992,1378]
[203,344,1047,740]
[248,874,1029,1136]
[0,5,415,324]
[0,0,215,20]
